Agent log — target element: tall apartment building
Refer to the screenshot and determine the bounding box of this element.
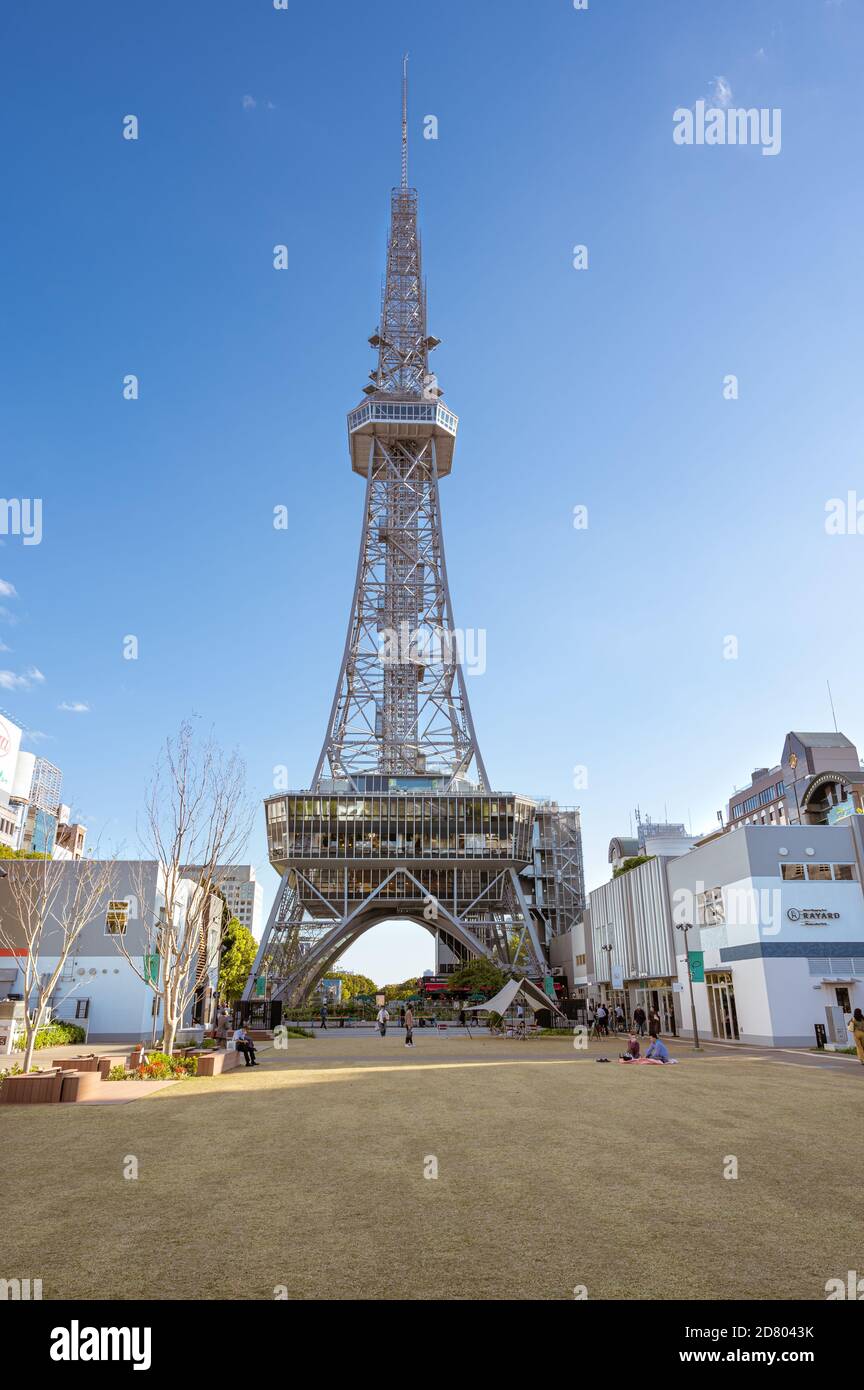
[215,865,263,935]
[29,757,63,811]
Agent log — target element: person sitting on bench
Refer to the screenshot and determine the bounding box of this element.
[232,1026,258,1067]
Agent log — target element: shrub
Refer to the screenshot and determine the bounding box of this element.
[107,1064,131,1081]
[30,1021,86,1049]
[135,1052,198,1080]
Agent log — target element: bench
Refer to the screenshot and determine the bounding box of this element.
[192,1050,242,1077]
[59,1069,105,1102]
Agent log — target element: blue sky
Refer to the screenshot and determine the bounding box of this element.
[2,0,862,984]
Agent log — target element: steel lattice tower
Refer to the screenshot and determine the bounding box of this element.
[243,62,580,1010]
[313,59,487,794]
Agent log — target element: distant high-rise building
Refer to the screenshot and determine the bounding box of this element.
[29,757,63,812]
[216,865,263,935]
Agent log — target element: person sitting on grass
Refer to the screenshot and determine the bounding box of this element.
[619,1033,640,1061]
[645,1033,671,1063]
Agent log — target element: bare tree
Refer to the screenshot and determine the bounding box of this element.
[113,722,254,1055]
[0,855,118,1073]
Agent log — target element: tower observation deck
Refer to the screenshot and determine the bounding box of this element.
[244,61,583,1008]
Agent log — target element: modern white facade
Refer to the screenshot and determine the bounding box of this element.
[667,821,864,1047]
[0,861,222,1043]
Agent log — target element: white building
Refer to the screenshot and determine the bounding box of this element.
[667,821,864,1048]
[0,861,222,1043]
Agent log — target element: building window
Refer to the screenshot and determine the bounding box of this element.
[806,864,832,881]
[780,863,805,880]
[105,900,130,935]
[698,886,725,926]
[833,864,858,881]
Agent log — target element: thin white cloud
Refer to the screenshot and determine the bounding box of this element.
[708,76,733,108]
[242,94,257,110]
[26,667,45,683]
[0,580,17,598]
[0,669,34,690]
[58,701,90,713]
[22,729,51,745]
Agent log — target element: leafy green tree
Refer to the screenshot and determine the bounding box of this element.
[446,959,505,995]
[218,916,257,1002]
[323,970,378,1002]
[382,976,421,1002]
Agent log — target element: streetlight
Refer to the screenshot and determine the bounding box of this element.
[675,921,701,1050]
[600,939,614,1030]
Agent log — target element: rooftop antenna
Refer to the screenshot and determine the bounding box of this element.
[401,52,409,189]
[827,679,838,734]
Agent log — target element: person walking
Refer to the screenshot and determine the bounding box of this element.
[596,1002,608,1037]
[399,1005,406,1029]
[404,1004,415,1047]
[848,1008,864,1065]
[648,1008,661,1039]
[376,1004,390,1037]
[320,1002,328,1030]
[633,1004,646,1037]
[614,1002,625,1034]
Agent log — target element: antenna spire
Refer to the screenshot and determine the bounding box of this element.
[401,53,409,189]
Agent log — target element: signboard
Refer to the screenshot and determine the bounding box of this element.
[375,993,386,1007]
[611,964,624,990]
[544,975,556,999]
[787,907,840,924]
[143,954,160,986]
[0,715,22,795]
[688,951,705,984]
[672,982,684,993]
[320,977,343,1003]
[254,975,267,999]
[828,800,864,825]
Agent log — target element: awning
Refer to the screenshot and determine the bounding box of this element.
[463,976,564,1018]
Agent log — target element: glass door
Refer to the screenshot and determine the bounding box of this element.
[707,972,739,1040]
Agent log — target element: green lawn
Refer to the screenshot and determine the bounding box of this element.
[2,1036,859,1300]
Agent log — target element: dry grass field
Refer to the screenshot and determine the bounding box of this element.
[2,1035,859,1301]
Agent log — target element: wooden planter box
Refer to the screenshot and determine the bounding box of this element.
[56,1056,113,1080]
[0,1069,64,1105]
